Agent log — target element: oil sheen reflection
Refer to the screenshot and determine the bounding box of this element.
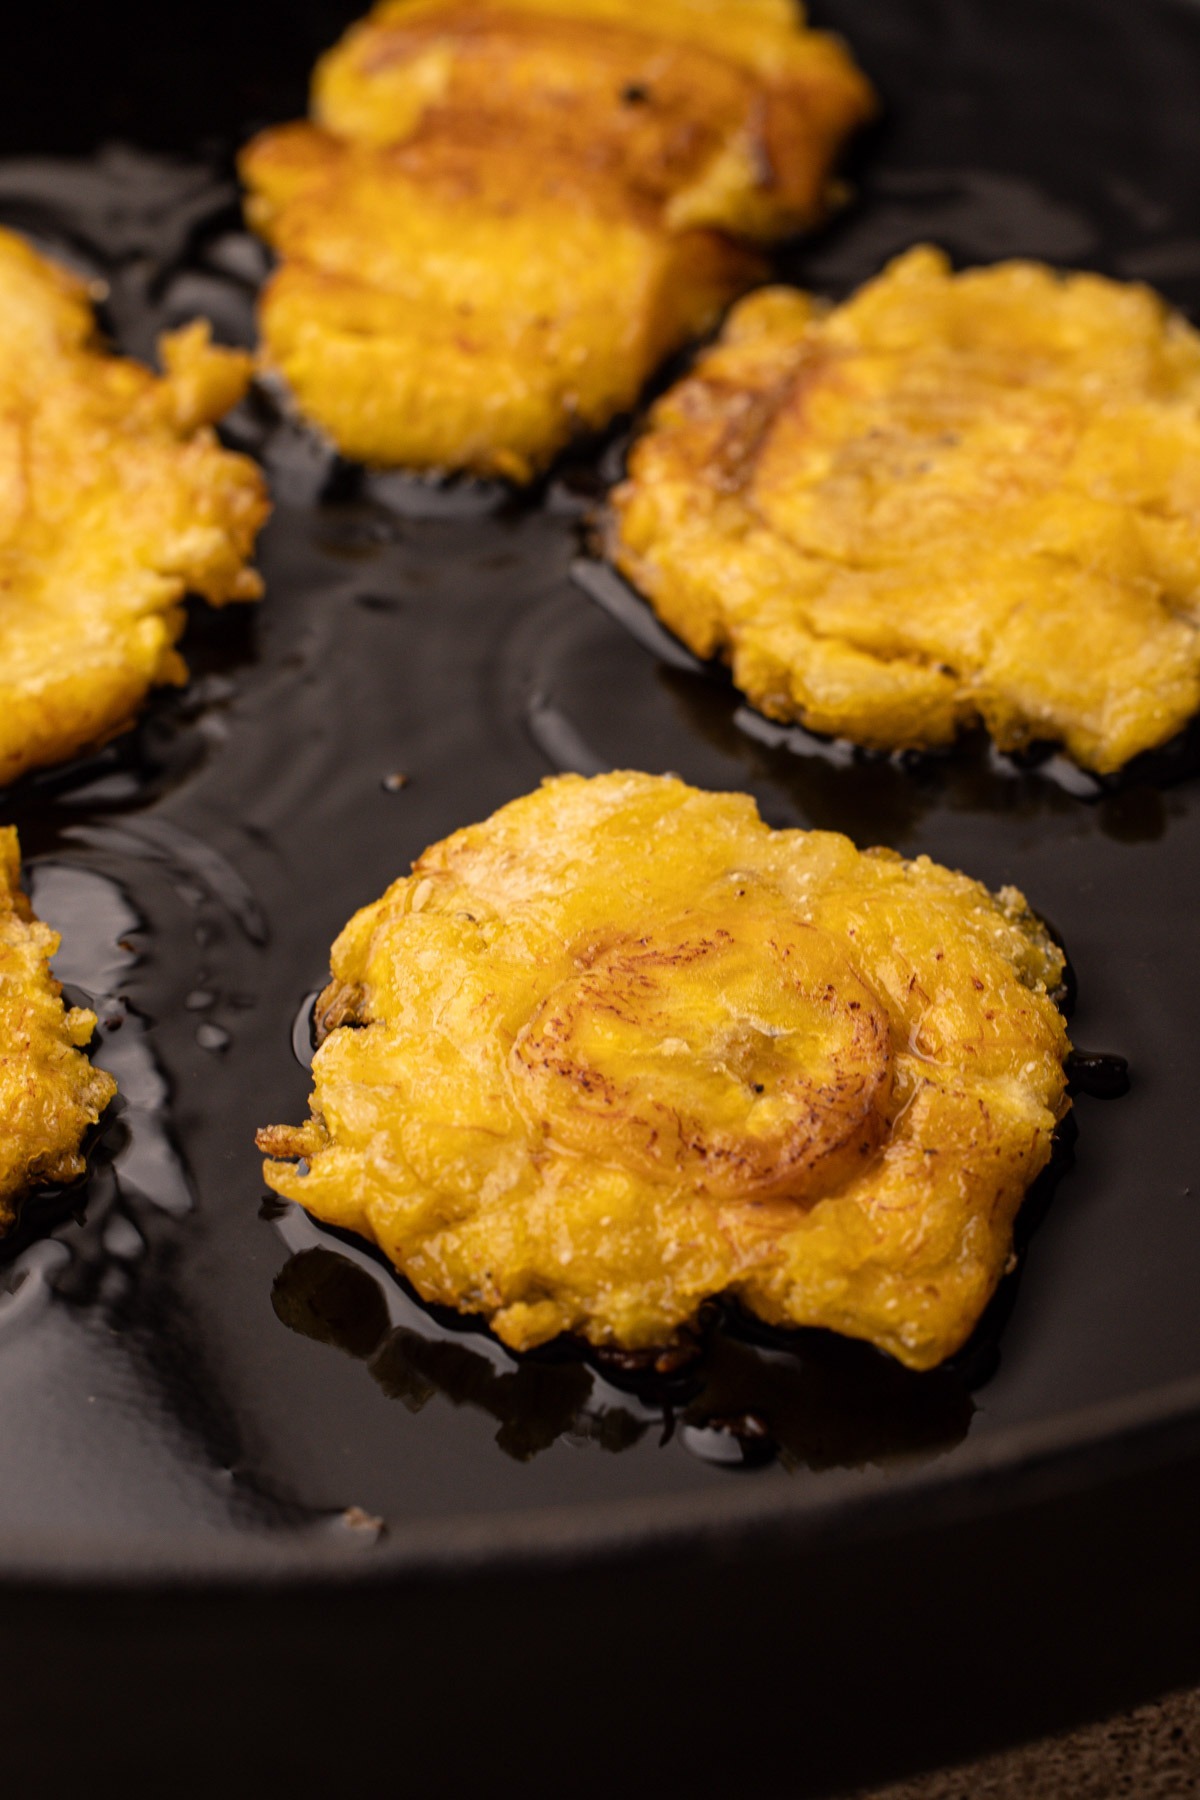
[271,1239,975,1472]
[565,560,1193,849]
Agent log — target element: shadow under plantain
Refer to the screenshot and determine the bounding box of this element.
[572,560,1189,851]
[271,1242,978,1470]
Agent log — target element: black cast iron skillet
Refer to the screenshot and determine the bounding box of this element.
[1,1,1199,1793]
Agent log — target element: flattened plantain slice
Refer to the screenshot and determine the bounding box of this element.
[258,772,1071,1371]
[240,0,873,481]
[610,246,1200,774]
[0,829,116,1230]
[0,228,269,787]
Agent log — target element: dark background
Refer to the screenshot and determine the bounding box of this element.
[1,2,360,154]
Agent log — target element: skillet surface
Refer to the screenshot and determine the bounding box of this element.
[0,0,1198,1601]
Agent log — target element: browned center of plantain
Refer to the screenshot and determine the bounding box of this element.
[515,904,891,1203]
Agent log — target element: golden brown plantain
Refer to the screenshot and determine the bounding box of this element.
[0,829,117,1229]
[240,0,873,481]
[258,772,1070,1371]
[610,246,1200,774]
[0,228,268,788]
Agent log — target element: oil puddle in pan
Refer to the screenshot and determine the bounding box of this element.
[0,136,983,1525]
[270,979,1111,1479]
[562,559,1194,851]
[281,991,989,1478]
[0,855,329,1542]
[0,5,1196,1545]
[270,1214,976,1475]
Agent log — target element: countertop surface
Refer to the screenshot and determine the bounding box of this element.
[858,1686,1200,1799]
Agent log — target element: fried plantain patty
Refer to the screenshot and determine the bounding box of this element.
[0,228,268,788]
[0,830,116,1228]
[240,0,873,481]
[258,772,1070,1371]
[610,246,1200,774]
